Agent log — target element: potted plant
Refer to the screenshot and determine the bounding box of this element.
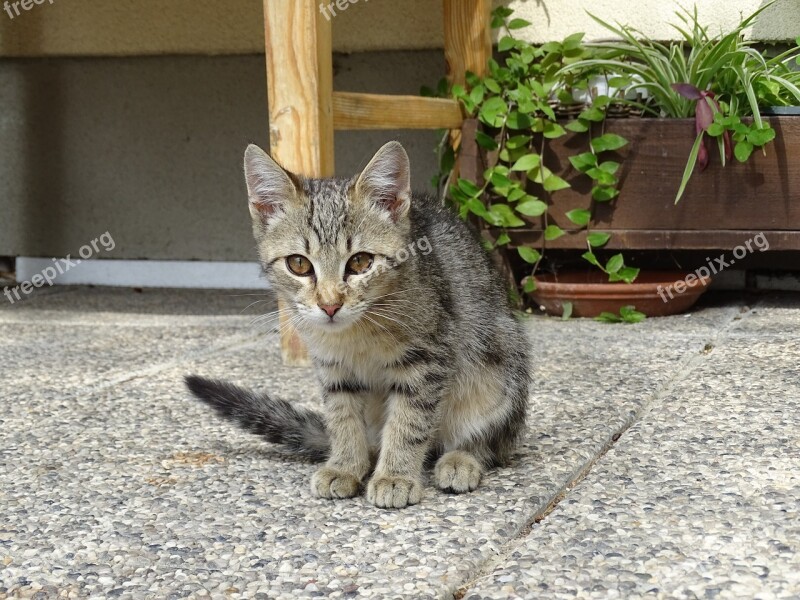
[439,3,800,318]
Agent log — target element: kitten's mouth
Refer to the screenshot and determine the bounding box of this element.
[310,312,355,332]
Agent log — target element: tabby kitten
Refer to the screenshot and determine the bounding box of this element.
[186,141,530,509]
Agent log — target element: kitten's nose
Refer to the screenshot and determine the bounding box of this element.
[318,303,342,318]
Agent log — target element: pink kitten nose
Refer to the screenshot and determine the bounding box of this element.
[318,303,342,318]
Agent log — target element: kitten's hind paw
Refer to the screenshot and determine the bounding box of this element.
[311,467,361,499]
[434,450,482,493]
[367,474,422,509]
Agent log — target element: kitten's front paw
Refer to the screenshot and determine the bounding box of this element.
[366,474,422,509]
[311,467,361,499]
[434,450,482,493]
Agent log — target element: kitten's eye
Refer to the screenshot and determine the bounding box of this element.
[346,253,374,275]
[286,255,314,276]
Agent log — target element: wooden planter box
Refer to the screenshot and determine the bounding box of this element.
[466,116,800,251]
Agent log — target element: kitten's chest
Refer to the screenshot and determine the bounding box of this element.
[308,329,407,388]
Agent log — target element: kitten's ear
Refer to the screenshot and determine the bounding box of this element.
[244,144,298,224]
[355,141,411,222]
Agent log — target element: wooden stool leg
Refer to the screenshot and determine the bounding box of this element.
[263,0,334,366]
[444,0,492,152]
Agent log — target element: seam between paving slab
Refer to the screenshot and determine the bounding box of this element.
[451,301,755,600]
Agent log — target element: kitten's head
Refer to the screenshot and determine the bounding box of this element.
[244,141,414,333]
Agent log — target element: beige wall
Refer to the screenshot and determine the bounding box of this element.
[0,0,797,57]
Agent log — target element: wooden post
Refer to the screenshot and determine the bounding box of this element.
[443,0,492,152]
[263,0,334,366]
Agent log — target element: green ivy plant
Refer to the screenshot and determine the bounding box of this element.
[443,6,640,294]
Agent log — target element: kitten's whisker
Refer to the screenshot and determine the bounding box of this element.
[225,292,272,297]
[367,309,415,335]
[362,313,402,346]
[249,310,284,327]
[241,299,274,314]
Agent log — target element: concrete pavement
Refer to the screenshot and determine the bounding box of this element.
[1,286,797,599]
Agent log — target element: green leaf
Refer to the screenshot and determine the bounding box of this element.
[566,209,591,227]
[484,77,501,94]
[475,131,499,150]
[595,311,622,323]
[507,187,527,202]
[675,133,704,204]
[479,96,507,126]
[469,85,485,105]
[506,111,533,130]
[565,119,590,133]
[561,301,573,321]
[569,152,597,172]
[608,76,632,88]
[581,251,602,268]
[544,225,565,241]
[616,266,640,284]
[495,232,511,246]
[562,32,585,50]
[619,305,646,323]
[508,18,532,30]
[506,135,532,149]
[747,127,776,146]
[489,170,512,190]
[592,95,611,108]
[543,174,571,192]
[591,133,628,153]
[464,198,496,224]
[734,141,754,162]
[542,122,567,139]
[465,71,481,87]
[518,247,541,264]
[516,198,548,216]
[490,204,526,227]
[605,253,624,274]
[511,154,541,171]
[586,232,611,247]
[586,168,617,186]
[523,277,537,293]
[457,178,481,197]
[579,106,605,122]
[706,122,724,137]
[598,161,620,174]
[592,186,620,202]
[498,36,516,52]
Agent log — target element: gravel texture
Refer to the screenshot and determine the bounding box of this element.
[1,286,796,598]
[465,297,800,600]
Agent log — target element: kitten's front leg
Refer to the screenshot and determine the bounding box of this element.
[367,384,439,509]
[311,385,371,500]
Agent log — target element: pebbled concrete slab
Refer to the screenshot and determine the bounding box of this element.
[464,297,800,600]
[1,287,796,599]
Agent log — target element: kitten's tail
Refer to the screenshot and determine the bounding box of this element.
[184,375,330,461]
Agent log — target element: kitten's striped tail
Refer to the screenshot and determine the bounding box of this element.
[184,375,330,461]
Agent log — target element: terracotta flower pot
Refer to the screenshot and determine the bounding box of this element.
[525,270,712,318]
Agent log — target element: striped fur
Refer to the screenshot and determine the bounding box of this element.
[186,142,531,508]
